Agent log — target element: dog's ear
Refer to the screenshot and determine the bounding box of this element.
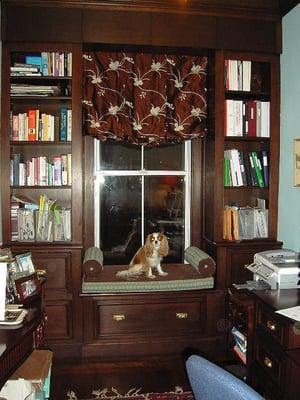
[159,235,169,257]
[145,234,153,257]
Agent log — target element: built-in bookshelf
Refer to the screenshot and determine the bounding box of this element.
[1,43,82,245]
[203,50,281,288]
[223,56,272,242]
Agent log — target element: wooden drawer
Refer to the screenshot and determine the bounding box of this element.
[228,291,254,336]
[257,302,300,349]
[255,330,287,389]
[96,300,206,337]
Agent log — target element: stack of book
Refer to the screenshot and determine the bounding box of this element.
[224,100,270,137]
[225,60,252,91]
[223,205,268,241]
[10,194,71,242]
[10,108,72,142]
[10,52,72,77]
[10,84,61,96]
[224,149,269,188]
[231,326,247,365]
[10,63,42,77]
[10,153,72,187]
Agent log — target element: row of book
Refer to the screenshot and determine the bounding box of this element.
[11,83,62,97]
[225,59,252,91]
[10,154,72,187]
[224,149,269,188]
[231,326,247,365]
[224,100,270,137]
[10,108,72,142]
[10,52,72,77]
[223,205,268,241]
[11,195,71,242]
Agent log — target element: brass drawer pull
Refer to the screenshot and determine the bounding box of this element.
[176,312,188,319]
[267,320,277,331]
[263,357,273,369]
[113,314,125,321]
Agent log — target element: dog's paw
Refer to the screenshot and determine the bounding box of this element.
[159,272,168,276]
[147,275,156,279]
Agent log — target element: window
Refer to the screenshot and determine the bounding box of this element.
[94,140,191,264]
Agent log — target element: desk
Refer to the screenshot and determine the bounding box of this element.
[250,289,300,400]
[0,305,44,389]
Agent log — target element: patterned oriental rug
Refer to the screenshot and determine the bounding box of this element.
[66,386,194,400]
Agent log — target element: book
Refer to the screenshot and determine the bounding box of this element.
[25,55,42,72]
[41,52,49,76]
[0,308,28,325]
[247,101,257,137]
[10,66,39,72]
[260,150,269,187]
[27,109,36,141]
[251,151,265,187]
[67,109,72,141]
[242,60,251,91]
[60,108,67,141]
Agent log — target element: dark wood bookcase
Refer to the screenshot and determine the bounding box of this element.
[0,42,84,357]
[203,50,282,289]
[0,1,285,361]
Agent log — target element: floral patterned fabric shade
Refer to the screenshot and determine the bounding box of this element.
[83,52,208,147]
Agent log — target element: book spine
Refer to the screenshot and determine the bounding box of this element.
[251,151,265,188]
[60,108,67,141]
[41,52,49,76]
[27,110,36,141]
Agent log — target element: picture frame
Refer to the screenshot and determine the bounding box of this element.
[15,252,36,277]
[293,139,300,187]
[7,259,22,277]
[14,273,41,304]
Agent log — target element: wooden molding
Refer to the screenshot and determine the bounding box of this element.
[1,0,286,20]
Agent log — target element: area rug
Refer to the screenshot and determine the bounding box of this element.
[66,386,194,400]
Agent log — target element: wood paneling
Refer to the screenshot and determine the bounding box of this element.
[151,13,216,48]
[44,302,72,339]
[216,18,281,53]
[2,3,282,54]
[82,290,226,359]
[83,10,152,44]
[2,6,83,43]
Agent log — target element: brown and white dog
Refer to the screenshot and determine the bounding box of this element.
[116,232,169,280]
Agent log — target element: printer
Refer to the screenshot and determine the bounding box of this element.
[246,249,300,290]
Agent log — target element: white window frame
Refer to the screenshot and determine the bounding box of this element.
[94,140,191,251]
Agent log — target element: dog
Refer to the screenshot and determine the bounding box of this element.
[116,232,169,280]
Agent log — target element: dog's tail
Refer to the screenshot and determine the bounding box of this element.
[116,264,144,280]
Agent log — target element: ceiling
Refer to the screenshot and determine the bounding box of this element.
[280,0,299,16]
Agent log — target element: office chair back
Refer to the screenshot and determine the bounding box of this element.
[186,355,263,400]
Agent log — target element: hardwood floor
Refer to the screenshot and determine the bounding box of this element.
[50,356,191,400]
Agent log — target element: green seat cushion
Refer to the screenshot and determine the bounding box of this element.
[82,263,214,293]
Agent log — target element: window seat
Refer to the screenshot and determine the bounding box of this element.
[82,263,214,293]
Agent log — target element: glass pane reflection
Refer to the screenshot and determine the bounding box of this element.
[144,176,185,263]
[100,176,142,264]
[144,144,185,171]
[100,142,141,170]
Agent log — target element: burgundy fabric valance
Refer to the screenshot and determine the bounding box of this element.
[83,52,207,147]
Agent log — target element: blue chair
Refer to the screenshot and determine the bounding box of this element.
[186,355,263,400]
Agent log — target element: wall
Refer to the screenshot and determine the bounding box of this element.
[0,2,2,245]
[278,4,300,250]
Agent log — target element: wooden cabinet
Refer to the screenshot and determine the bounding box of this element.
[203,50,282,289]
[82,290,226,360]
[228,289,300,400]
[0,42,83,358]
[1,42,83,245]
[227,289,254,380]
[251,290,300,400]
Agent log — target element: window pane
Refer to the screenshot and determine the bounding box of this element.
[144,144,185,170]
[99,176,142,264]
[99,142,141,170]
[144,176,185,263]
